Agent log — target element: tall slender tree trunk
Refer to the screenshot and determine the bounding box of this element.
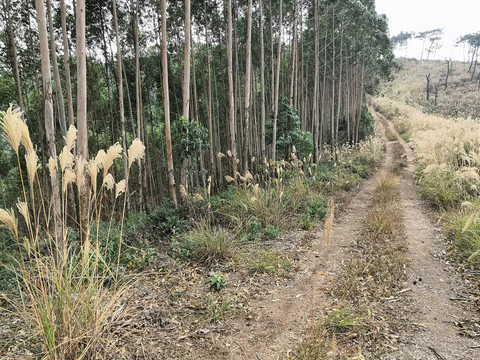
[226,0,237,177]
[60,0,74,126]
[134,2,145,211]
[35,0,63,252]
[76,0,89,245]
[161,0,177,207]
[182,0,191,119]
[5,0,24,112]
[312,0,320,163]
[46,0,67,137]
[271,0,282,162]
[330,7,335,147]
[335,28,343,145]
[289,0,297,108]
[242,0,253,174]
[204,0,216,188]
[259,0,266,161]
[269,0,275,113]
[112,0,129,212]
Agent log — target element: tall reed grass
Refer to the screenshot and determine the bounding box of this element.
[0,106,145,359]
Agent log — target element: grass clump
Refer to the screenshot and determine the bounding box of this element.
[203,292,236,323]
[247,250,292,277]
[172,222,236,265]
[366,204,398,238]
[324,306,365,334]
[447,201,480,269]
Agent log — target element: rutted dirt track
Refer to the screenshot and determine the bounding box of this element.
[217,127,395,359]
[381,113,479,360]
[204,111,479,359]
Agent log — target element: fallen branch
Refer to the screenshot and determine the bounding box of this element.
[427,346,446,360]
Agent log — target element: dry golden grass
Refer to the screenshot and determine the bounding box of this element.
[374,97,480,208]
[381,59,480,120]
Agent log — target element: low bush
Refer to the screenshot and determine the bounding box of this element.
[262,225,280,240]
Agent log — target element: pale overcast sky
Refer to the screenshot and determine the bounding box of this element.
[375,0,480,61]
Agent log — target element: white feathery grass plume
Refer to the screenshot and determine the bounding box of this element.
[18,120,33,153]
[0,208,18,239]
[64,125,77,151]
[59,145,75,172]
[75,158,86,191]
[128,139,145,168]
[225,175,235,183]
[193,193,204,201]
[16,202,30,229]
[23,236,31,253]
[103,143,122,175]
[245,171,253,182]
[0,105,23,154]
[48,157,57,179]
[236,158,240,164]
[62,169,76,193]
[227,150,232,157]
[251,156,255,163]
[103,173,115,190]
[95,149,106,169]
[217,152,226,159]
[115,180,126,198]
[87,159,99,195]
[292,145,296,153]
[25,151,38,188]
[179,185,188,203]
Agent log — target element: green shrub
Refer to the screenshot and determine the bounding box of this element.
[306,198,327,219]
[247,220,262,240]
[207,272,226,291]
[263,225,280,240]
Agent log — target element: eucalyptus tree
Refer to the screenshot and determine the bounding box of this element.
[35,0,63,250]
[161,0,178,207]
[2,0,24,111]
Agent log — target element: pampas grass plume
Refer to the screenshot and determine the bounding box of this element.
[62,168,76,193]
[103,143,122,175]
[103,173,115,191]
[75,158,86,191]
[1,105,23,154]
[25,151,38,188]
[16,202,31,237]
[115,180,126,198]
[127,139,145,168]
[59,145,75,172]
[87,159,98,195]
[0,208,18,239]
[48,157,57,179]
[64,125,77,151]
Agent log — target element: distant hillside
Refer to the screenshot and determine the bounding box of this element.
[380,58,480,120]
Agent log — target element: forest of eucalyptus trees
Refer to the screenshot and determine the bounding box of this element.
[0,0,395,214]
